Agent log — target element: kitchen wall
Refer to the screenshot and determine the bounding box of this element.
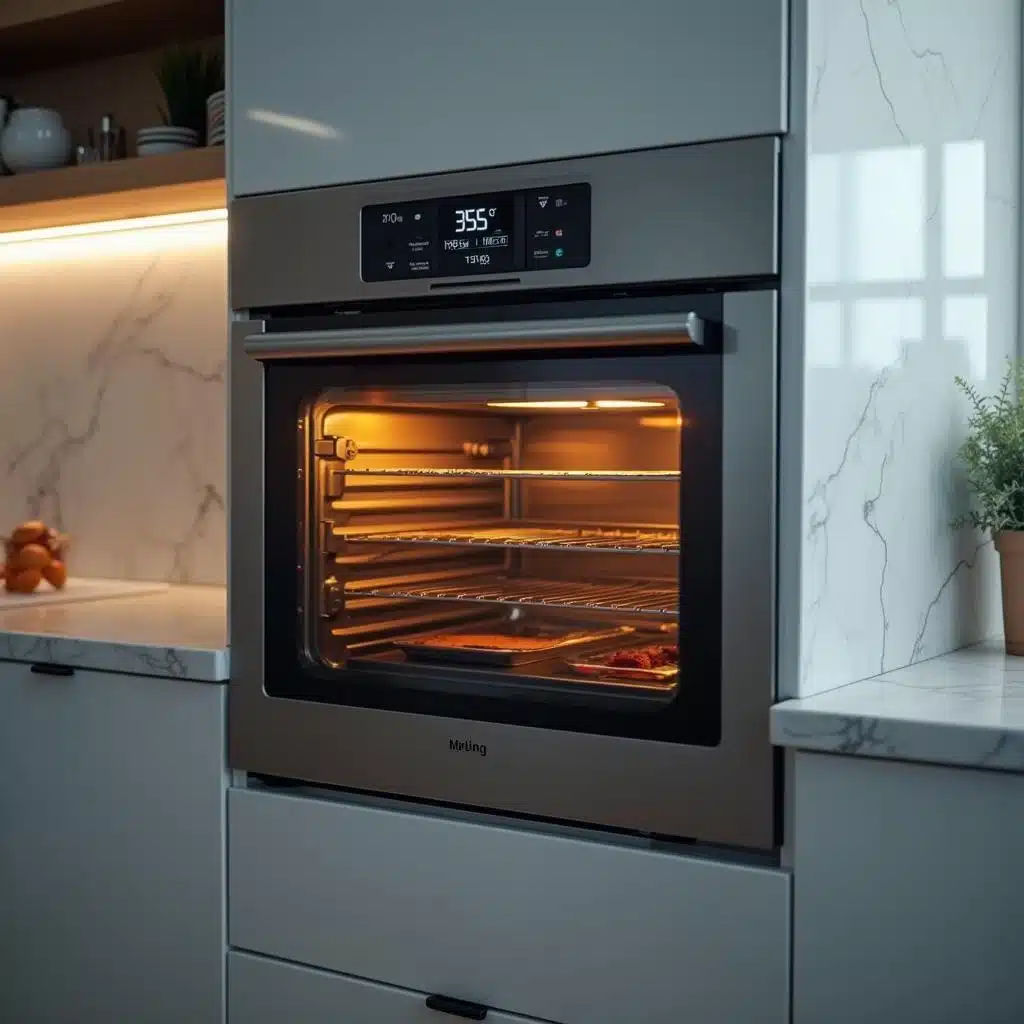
[0,215,227,584]
[781,0,1021,697]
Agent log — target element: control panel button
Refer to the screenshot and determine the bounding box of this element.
[362,202,436,282]
[524,183,591,271]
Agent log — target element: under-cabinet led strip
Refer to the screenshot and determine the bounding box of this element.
[0,208,227,245]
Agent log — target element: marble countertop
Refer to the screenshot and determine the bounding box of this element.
[772,640,1024,772]
[0,584,228,682]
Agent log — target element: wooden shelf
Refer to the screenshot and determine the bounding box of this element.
[0,146,225,233]
[0,0,223,76]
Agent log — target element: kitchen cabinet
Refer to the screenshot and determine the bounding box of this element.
[230,786,791,1024]
[792,752,1024,1024]
[229,951,547,1024]
[228,0,787,196]
[0,0,222,76]
[0,147,225,233]
[0,660,226,1024]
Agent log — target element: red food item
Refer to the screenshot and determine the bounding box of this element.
[607,649,654,669]
[600,643,679,671]
[644,644,678,667]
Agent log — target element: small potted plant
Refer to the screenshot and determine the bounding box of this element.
[138,46,224,155]
[955,363,1024,654]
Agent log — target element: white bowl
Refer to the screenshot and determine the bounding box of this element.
[137,139,196,156]
[137,126,198,141]
[1,108,70,173]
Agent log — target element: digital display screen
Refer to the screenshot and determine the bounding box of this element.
[437,192,516,276]
[361,183,589,282]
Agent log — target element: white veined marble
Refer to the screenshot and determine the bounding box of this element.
[0,218,227,585]
[0,584,227,681]
[790,0,1019,696]
[772,639,1024,772]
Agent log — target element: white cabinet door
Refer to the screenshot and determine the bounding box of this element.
[793,752,1024,1024]
[230,787,791,1024]
[228,0,787,196]
[229,952,547,1024]
[0,660,226,1024]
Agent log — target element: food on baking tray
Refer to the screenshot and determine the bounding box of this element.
[419,633,564,651]
[605,644,678,669]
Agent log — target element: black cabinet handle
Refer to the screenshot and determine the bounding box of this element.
[30,663,75,677]
[425,994,488,1020]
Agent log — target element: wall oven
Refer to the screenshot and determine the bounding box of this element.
[229,138,780,850]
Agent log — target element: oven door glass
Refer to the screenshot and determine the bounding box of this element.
[264,349,721,746]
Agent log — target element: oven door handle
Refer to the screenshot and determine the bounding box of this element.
[243,312,703,360]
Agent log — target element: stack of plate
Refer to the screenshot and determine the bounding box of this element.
[207,90,225,146]
[136,126,198,156]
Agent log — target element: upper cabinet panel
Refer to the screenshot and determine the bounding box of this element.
[228,0,787,196]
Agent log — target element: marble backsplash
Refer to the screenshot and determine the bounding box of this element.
[0,216,227,585]
[785,0,1020,696]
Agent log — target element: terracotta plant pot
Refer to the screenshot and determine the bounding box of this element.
[994,530,1024,655]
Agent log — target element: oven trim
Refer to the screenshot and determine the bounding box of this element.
[229,290,777,849]
[230,138,779,310]
[269,344,716,745]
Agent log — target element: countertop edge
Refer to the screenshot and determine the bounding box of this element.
[770,701,1024,773]
[771,640,1024,773]
[0,583,229,683]
[0,637,230,683]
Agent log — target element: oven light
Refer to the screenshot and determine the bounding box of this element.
[486,400,589,409]
[486,399,666,411]
[592,400,665,410]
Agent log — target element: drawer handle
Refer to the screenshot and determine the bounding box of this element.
[30,663,75,678]
[425,994,488,1020]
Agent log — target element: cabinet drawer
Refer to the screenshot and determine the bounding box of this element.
[230,951,545,1024]
[229,788,790,1024]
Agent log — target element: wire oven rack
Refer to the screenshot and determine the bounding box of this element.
[348,576,679,617]
[341,521,680,555]
[339,467,679,482]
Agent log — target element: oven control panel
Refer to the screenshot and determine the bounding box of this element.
[361,183,591,282]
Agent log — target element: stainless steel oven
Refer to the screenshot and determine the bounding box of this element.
[229,138,780,850]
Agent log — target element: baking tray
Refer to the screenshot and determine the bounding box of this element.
[398,625,634,667]
[567,647,679,687]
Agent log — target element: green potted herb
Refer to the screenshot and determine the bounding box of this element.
[137,46,224,155]
[955,363,1024,654]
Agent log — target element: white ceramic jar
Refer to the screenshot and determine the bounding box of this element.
[1,108,70,173]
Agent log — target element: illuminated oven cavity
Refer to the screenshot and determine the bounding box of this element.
[304,381,682,705]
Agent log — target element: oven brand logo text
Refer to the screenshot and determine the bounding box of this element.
[450,739,487,757]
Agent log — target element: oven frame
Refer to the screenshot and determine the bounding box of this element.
[229,289,778,849]
[268,331,718,743]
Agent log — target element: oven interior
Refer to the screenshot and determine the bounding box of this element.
[305,381,682,711]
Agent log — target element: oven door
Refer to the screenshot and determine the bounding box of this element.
[230,291,776,849]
